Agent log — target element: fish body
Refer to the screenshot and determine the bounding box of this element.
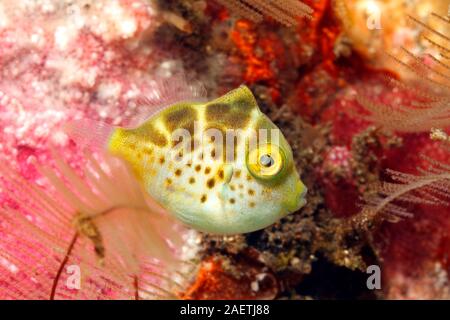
[91,86,307,234]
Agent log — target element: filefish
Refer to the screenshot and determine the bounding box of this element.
[72,85,307,234]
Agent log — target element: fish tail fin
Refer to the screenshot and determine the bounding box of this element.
[64,119,116,152]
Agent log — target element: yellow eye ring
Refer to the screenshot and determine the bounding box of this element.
[247,143,285,180]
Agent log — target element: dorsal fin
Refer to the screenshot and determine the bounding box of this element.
[210,85,260,113]
[65,74,207,151]
[203,85,261,130]
[129,74,207,127]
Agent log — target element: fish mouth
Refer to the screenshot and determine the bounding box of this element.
[300,186,307,201]
[283,183,307,214]
[296,186,308,208]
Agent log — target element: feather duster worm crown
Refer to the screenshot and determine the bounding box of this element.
[0,150,200,299]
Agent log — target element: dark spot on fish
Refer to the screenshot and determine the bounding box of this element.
[249,202,255,208]
[138,125,168,147]
[170,133,194,154]
[205,103,228,120]
[201,194,207,203]
[235,170,241,178]
[217,169,224,179]
[175,169,182,176]
[189,177,195,184]
[248,189,255,196]
[230,185,236,191]
[205,102,251,129]
[164,104,197,134]
[203,125,229,162]
[195,165,201,172]
[159,156,165,164]
[205,167,211,175]
[207,178,215,189]
[229,198,235,204]
[166,178,172,185]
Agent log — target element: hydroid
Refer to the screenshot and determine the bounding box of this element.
[358,149,450,225]
[357,13,450,133]
[215,0,313,27]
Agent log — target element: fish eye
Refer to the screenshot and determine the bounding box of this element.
[247,143,285,180]
[259,154,274,167]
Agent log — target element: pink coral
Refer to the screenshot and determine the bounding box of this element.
[0,0,201,299]
[0,0,160,175]
[319,146,360,217]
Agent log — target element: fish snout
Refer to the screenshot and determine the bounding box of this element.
[283,180,307,214]
[297,182,307,208]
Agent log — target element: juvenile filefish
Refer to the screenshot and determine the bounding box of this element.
[70,85,307,234]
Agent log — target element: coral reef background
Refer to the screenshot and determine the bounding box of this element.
[0,0,449,299]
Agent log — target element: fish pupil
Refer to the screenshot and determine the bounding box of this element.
[260,154,274,167]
